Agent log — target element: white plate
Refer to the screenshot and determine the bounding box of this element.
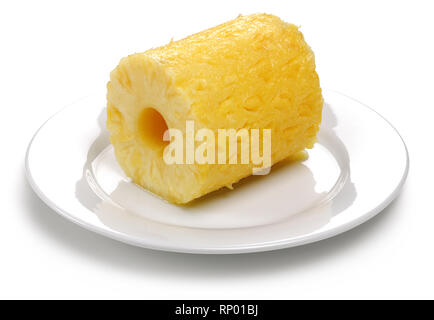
[25,90,409,254]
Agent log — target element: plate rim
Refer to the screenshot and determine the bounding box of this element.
[25,90,409,254]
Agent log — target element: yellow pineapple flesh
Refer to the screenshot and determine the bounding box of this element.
[107,13,323,204]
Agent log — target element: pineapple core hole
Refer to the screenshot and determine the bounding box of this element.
[138,108,169,150]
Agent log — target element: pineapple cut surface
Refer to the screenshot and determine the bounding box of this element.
[107,13,323,204]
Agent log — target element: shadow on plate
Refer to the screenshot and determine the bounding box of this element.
[74,103,356,233]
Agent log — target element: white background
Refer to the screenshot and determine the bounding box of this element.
[1,0,433,299]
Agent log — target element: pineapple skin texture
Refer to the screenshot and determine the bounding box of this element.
[107,13,323,204]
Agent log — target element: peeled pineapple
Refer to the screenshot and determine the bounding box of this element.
[107,13,323,204]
